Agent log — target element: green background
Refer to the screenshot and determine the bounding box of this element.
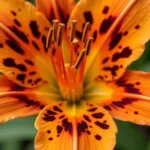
[0,0,150,149]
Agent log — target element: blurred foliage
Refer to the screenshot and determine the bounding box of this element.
[0,0,150,150]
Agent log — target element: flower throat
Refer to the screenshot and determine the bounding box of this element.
[46,20,93,102]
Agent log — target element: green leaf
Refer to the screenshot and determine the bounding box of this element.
[115,120,148,150]
[0,116,36,141]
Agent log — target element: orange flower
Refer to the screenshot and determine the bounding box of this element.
[0,0,150,149]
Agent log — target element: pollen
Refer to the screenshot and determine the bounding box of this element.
[46,20,93,102]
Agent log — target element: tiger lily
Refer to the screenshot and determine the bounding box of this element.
[0,0,150,149]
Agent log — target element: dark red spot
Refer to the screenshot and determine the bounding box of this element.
[11,10,16,16]
[10,26,29,43]
[102,57,109,64]
[109,32,122,50]
[103,65,119,76]
[134,111,138,115]
[102,6,109,14]
[29,71,36,75]
[16,74,26,82]
[57,125,63,134]
[83,115,91,122]
[59,115,65,119]
[112,98,137,108]
[40,105,45,109]
[124,31,128,36]
[6,40,25,55]
[14,95,41,108]
[92,112,104,118]
[0,43,3,48]
[47,130,51,134]
[48,137,53,141]
[93,30,97,42]
[54,106,62,112]
[41,35,47,52]
[83,11,93,24]
[14,19,21,27]
[88,107,97,112]
[28,79,32,84]
[34,78,41,84]
[112,101,124,108]
[77,121,88,136]
[62,118,73,135]
[47,110,57,115]
[135,25,140,29]
[118,45,122,49]
[112,46,132,61]
[87,130,91,135]
[95,134,102,140]
[116,80,141,94]
[135,82,140,85]
[95,121,109,129]
[99,16,116,34]
[103,120,107,123]
[3,58,27,72]
[32,40,40,50]
[104,105,111,111]
[43,116,56,122]
[29,21,41,38]
[25,59,34,66]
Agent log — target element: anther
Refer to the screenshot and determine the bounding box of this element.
[85,37,94,55]
[46,28,53,49]
[74,50,86,69]
[70,20,77,42]
[82,22,90,43]
[57,23,65,46]
[52,20,59,41]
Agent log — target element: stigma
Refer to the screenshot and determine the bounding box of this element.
[46,20,93,102]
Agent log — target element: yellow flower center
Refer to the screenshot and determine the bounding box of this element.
[46,20,93,102]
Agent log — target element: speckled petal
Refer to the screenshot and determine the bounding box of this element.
[35,102,117,150]
[69,0,150,82]
[0,0,57,88]
[86,70,150,125]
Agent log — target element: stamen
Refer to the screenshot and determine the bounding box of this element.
[70,20,77,42]
[85,37,94,55]
[57,23,65,46]
[74,50,86,69]
[52,20,59,41]
[44,21,94,102]
[82,22,90,43]
[46,28,53,49]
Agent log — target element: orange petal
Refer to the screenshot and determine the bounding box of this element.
[0,0,57,88]
[36,0,75,24]
[69,0,150,82]
[0,75,42,123]
[100,70,150,125]
[35,102,117,150]
[0,74,61,123]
